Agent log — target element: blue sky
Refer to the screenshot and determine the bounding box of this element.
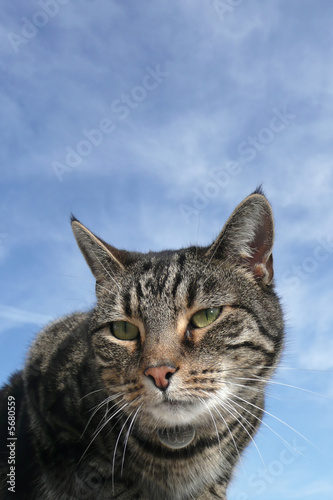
[1,1,333,498]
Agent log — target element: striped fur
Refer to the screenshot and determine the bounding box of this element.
[0,191,284,499]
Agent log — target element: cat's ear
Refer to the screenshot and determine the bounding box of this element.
[71,216,127,282]
[206,191,275,285]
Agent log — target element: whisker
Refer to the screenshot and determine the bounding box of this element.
[200,391,242,464]
[221,398,266,468]
[230,392,316,453]
[202,248,240,285]
[230,397,300,453]
[226,380,283,402]
[231,365,333,374]
[197,395,222,454]
[79,399,129,464]
[93,401,130,439]
[79,388,106,402]
[233,376,333,401]
[112,410,136,493]
[210,390,265,468]
[91,249,123,292]
[81,392,125,438]
[121,402,143,476]
[276,366,333,374]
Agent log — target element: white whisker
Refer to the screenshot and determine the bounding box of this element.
[79,388,105,402]
[81,392,125,438]
[121,402,143,476]
[199,397,222,452]
[201,391,242,465]
[91,249,123,292]
[112,410,136,493]
[230,392,315,453]
[79,398,129,464]
[221,398,266,468]
[234,375,333,400]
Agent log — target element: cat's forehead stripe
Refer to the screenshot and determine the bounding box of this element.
[132,253,197,315]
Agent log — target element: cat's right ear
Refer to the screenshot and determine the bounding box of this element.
[205,191,275,285]
[71,216,127,282]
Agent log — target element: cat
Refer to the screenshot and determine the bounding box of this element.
[0,189,284,500]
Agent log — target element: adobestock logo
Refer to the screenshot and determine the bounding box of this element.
[237,106,296,162]
[52,64,169,182]
[7,0,71,54]
[236,439,306,500]
[281,235,333,292]
[178,162,242,223]
[179,104,296,224]
[212,0,245,22]
[60,469,104,500]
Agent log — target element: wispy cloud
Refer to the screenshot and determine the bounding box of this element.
[0,304,52,327]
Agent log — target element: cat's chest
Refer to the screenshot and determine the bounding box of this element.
[77,431,225,500]
[114,433,226,499]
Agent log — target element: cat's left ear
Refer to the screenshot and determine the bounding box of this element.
[206,191,275,285]
[71,216,128,282]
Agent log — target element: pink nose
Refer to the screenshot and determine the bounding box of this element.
[144,365,177,390]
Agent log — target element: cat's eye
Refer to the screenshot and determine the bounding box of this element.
[190,307,222,328]
[110,321,139,341]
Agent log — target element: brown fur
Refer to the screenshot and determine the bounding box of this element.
[0,191,283,499]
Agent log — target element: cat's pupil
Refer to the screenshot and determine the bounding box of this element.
[190,307,222,328]
[110,321,139,340]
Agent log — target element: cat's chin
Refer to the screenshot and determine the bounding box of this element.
[146,400,204,427]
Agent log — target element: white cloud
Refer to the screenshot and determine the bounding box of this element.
[289,479,333,498]
[0,304,52,329]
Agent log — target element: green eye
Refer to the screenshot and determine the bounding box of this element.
[110,321,139,341]
[190,307,222,328]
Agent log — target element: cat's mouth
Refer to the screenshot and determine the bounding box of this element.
[147,396,204,426]
[162,398,194,408]
[160,395,199,412]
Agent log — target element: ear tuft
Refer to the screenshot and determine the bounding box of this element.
[70,213,79,224]
[206,193,275,285]
[252,184,265,196]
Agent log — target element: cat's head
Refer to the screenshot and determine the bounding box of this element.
[71,191,283,432]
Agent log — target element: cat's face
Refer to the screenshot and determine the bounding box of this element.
[72,192,283,435]
[90,251,280,430]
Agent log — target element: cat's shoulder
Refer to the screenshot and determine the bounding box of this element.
[0,312,90,394]
[25,311,92,369]
[40,311,91,335]
[30,311,91,345]
[0,370,24,412]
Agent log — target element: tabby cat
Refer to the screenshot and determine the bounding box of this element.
[0,190,284,499]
